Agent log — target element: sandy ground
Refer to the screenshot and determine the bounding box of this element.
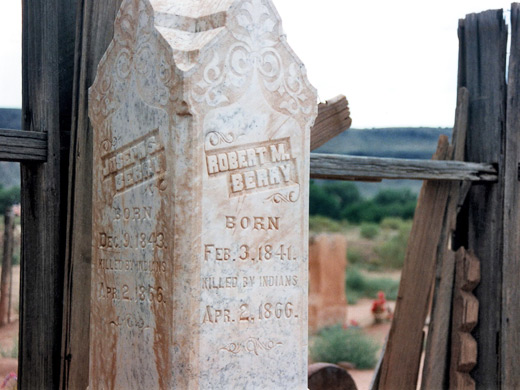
[0,265,19,388]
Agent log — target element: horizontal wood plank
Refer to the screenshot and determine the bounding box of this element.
[1,129,500,182]
[0,128,47,162]
[310,153,497,182]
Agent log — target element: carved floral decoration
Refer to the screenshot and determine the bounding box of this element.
[220,337,283,356]
[192,0,314,116]
[265,191,298,204]
[89,0,181,132]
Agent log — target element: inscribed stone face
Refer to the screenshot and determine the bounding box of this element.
[89,0,317,388]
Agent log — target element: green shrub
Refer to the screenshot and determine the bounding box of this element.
[322,182,362,210]
[0,338,18,359]
[346,267,400,302]
[341,188,417,224]
[364,277,399,301]
[347,247,368,266]
[0,185,20,214]
[309,215,345,233]
[309,181,362,221]
[345,268,366,304]
[375,221,412,269]
[373,188,416,205]
[310,325,379,369]
[380,217,405,230]
[360,223,380,239]
[309,181,340,219]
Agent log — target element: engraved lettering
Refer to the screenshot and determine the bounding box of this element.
[225,216,235,229]
[243,276,255,287]
[133,163,143,182]
[101,132,166,194]
[204,244,215,261]
[99,231,167,250]
[270,143,290,162]
[205,138,296,196]
[201,301,297,325]
[246,148,257,166]
[244,171,256,189]
[259,275,298,287]
[268,217,279,230]
[225,216,279,231]
[203,306,232,324]
[98,282,166,303]
[97,258,167,274]
[237,150,248,168]
[227,152,239,170]
[268,166,281,184]
[115,173,124,190]
[255,147,267,164]
[207,155,219,174]
[254,217,265,230]
[231,173,244,192]
[256,169,269,187]
[217,153,229,171]
[201,276,238,290]
[240,217,250,229]
[279,164,291,182]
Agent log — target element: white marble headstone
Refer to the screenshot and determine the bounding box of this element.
[89,0,317,388]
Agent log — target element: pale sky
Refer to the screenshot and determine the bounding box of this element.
[0,1,513,128]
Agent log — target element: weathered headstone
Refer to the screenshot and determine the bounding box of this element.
[88,0,317,388]
[309,234,348,332]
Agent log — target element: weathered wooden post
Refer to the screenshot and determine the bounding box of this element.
[502,3,520,388]
[457,9,507,389]
[20,0,75,388]
[88,0,316,388]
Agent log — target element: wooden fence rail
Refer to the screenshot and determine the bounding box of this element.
[310,153,497,182]
[0,128,47,162]
[1,128,500,183]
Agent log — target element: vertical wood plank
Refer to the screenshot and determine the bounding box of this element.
[60,1,123,388]
[421,88,470,390]
[457,10,507,389]
[0,209,14,326]
[502,3,520,388]
[379,136,452,390]
[20,0,76,388]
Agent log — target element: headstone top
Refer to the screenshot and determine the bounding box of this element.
[90,0,316,120]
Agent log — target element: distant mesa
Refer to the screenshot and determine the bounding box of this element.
[316,127,452,160]
[0,108,21,131]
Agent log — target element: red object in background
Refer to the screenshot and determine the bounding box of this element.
[371,291,387,314]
